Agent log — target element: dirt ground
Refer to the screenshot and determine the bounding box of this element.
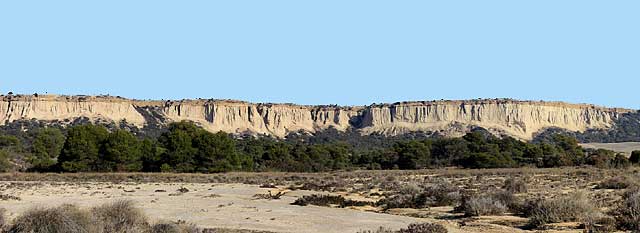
[0,168,633,233]
[0,182,440,233]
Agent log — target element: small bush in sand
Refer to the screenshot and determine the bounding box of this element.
[398,223,447,233]
[358,223,447,233]
[595,175,636,189]
[4,201,207,233]
[0,208,5,229]
[151,222,201,233]
[612,187,640,231]
[378,181,461,210]
[583,215,617,233]
[421,181,461,207]
[460,195,508,216]
[502,176,527,193]
[7,204,97,233]
[292,194,374,208]
[524,192,599,228]
[357,227,394,233]
[456,190,521,216]
[91,200,150,233]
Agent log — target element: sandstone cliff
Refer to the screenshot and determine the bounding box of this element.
[0,95,632,140]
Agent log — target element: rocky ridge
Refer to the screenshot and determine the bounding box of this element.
[0,94,632,140]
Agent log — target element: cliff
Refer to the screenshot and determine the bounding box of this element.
[0,95,632,140]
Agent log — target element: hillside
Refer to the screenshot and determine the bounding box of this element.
[0,94,635,141]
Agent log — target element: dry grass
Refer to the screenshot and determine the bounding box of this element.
[524,191,600,228]
[460,194,508,216]
[595,175,637,189]
[502,176,527,193]
[151,222,200,233]
[0,208,5,229]
[91,200,149,233]
[7,204,96,233]
[612,187,640,231]
[2,167,640,232]
[3,201,210,233]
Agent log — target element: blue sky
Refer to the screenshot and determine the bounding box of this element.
[1,1,638,108]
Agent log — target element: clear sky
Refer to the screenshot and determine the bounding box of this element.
[1,1,638,109]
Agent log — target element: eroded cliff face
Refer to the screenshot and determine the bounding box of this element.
[359,101,625,139]
[0,95,630,140]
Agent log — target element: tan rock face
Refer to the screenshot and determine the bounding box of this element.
[0,95,630,140]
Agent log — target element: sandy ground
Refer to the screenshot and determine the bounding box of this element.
[0,181,465,233]
[580,142,640,154]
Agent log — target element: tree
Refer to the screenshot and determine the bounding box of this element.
[585,149,616,168]
[613,153,631,169]
[460,152,515,168]
[0,150,12,172]
[193,131,242,172]
[394,140,430,169]
[101,130,143,172]
[29,128,65,171]
[157,121,200,172]
[58,124,109,172]
[630,151,640,164]
[0,135,20,149]
[140,138,165,172]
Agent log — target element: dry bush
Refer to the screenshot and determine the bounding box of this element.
[291,194,373,208]
[456,190,522,216]
[0,208,5,229]
[0,194,21,201]
[379,181,461,210]
[151,222,201,233]
[3,201,208,233]
[502,176,527,193]
[357,227,395,233]
[595,175,636,189]
[583,215,616,233]
[7,204,97,233]
[92,200,150,233]
[252,191,284,200]
[357,223,447,233]
[525,192,599,228]
[460,195,508,216]
[612,187,640,231]
[398,223,447,233]
[421,182,461,207]
[377,185,426,209]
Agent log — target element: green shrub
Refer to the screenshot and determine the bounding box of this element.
[630,151,640,164]
[0,150,12,172]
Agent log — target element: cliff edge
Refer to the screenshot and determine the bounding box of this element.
[0,94,632,140]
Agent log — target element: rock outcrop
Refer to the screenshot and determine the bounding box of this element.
[0,95,632,140]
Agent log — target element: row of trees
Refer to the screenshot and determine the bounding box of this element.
[0,121,636,173]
